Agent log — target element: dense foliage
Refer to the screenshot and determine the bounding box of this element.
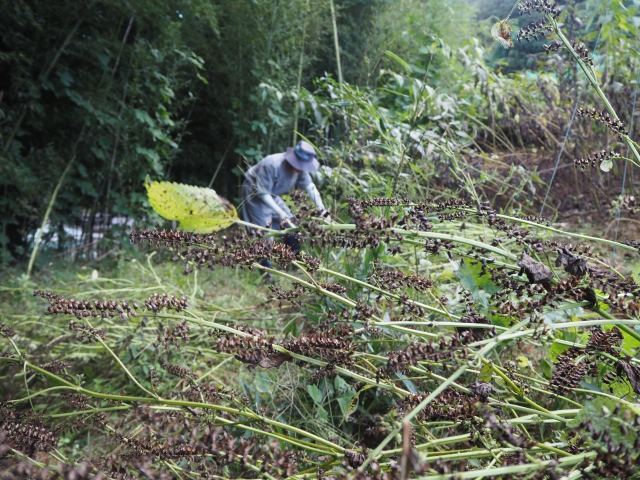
[2,0,640,478]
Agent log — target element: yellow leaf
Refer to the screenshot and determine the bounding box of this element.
[516,355,530,369]
[145,177,237,233]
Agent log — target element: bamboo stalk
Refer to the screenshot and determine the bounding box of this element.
[292,0,311,146]
[329,0,343,87]
[26,154,77,279]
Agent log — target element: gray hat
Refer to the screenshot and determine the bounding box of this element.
[284,140,319,172]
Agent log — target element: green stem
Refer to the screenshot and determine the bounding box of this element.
[84,318,158,398]
[550,17,640,167]
[26,153,77,279]
[359,365,469,470]
[0,358,344,454]
[318,266,458,319]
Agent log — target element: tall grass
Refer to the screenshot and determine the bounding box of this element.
[3,1,640,478]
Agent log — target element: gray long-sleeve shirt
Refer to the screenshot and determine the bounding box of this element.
[241,153,314,229]
[243,153,312,196]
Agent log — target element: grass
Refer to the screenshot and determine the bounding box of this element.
[3,2,640,476]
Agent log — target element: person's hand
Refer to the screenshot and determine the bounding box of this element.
[281,217,297,229]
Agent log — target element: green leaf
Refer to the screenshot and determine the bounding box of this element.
[317,406,329,421]
[600,159,613,172]
[56,70,74,87]
[479,362,493,382]
[135,109,155,127]
[539,359,552,379]
[516,355,530,369]
[384,50,412,73]
[65,89,94,112]
[307,385,322,405]
[334,375,349,392]
[458,258,500,307]
[254,372,271,394]
[631,262,640,285]
[335,392,357,416]
[137,147,162,175]
[91,147,106,161]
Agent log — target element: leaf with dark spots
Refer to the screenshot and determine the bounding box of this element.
[518,252,553,284]
[617,360,640,394]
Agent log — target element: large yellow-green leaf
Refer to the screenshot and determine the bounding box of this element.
[145,177,237,233]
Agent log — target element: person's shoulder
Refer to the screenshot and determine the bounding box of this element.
[260,153,286,168]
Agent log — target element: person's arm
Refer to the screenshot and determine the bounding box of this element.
[303,182,325,212]
[258,193,292,225]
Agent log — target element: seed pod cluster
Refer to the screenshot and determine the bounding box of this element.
[163,362,197,380]
[344,449,366,468]
[130,228,220,248]
[68,320,107,341]
[181,383,249,406]
[569,40,595,66]
[424,239,458,255]
[585,326,622,356]
[543,39,563,53]
[550,327,626,395]
[518,0,561,18]
[145,293,188,313]
[574,149,617,169]
[284,324,355,367]
[0,322,15,338]
[397,387,480,423]
[551,349,589,395]
[618,195,637,214]
[370,265,434,292]
[181,237,299,272]
[39,359,71,374]
[517,20,553,43]
[319,282,348,295]
[357,197,407,208]
[35,290,139,320]
[0,402,59,456]
[212,326,273,354]
[381,339,470,378]
[91,406,298,476]
[483,411,535,448]
[578,108,629,137]
[268,283,309,308]
[63,393,90,410]
[113,429,198,461]
[572,412,640,478]
[156,319,191,352]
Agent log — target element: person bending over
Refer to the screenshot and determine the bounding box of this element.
[241,140,326,271]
